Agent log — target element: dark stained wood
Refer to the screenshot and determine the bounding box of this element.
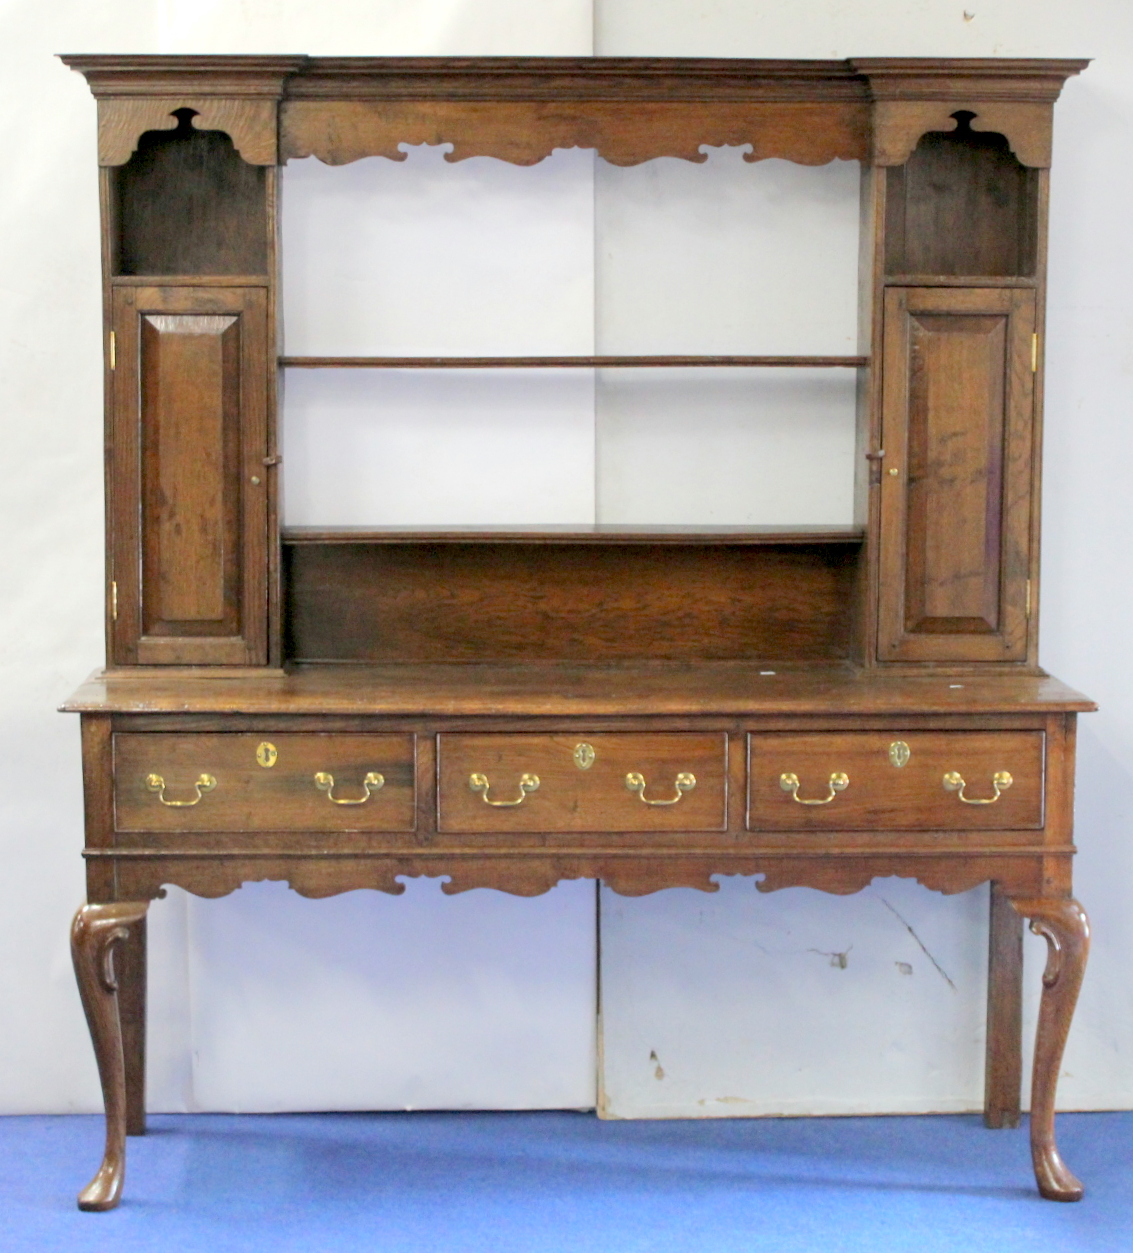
[283,99,868,166]
[61,664,1097,719]
[437,733,727,833]
[61,54,1094,1208]
[101,849,1056,905]
[114,732,416,832]
[284,541,859,664]
[140,310,241,633]
[115,914,147,1137]
[116,113,268,276]
[281,354,868,369]
[1009,896,1090,1201]
[59,55,307,166]
[70,901,150,1211]
[80,716,115,901]
[747,731,1044,831]
[853,59,1088,168]
[283,525,865,544]
[110,285,269,666]
[878,287,1035,662]
[62,56,1087,172]
[984,881,1023,1128]
[885,119,1038,278]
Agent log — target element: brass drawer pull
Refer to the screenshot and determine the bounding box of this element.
[314,771,385,804]
[469,772,540,807]
[625,771,696,806]
[145,772,216,807]
[943,770,1013,804]
[780,771,849,805]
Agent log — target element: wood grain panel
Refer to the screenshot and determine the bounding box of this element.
[438,733,727,833]
[284,541,859,663]
[114,733,415,832]
[748,731,1044,830]
[280,99,868,167]
[878,287,1035,662]
[110,286,269,666]
[142,314,238,629]
[907,311,1006,632]
[885,122,1038,277]
[115,117,268,275]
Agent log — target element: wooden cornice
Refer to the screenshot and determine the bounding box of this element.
[851,58,1090,104]
[286,57,869,102]
[59,54,308,97]
[60,55,1090,169]
[62,55,1088,102]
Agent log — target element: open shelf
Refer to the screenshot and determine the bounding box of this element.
[282,524,865,545]
[280,355,868,369]
[282,528,863,664]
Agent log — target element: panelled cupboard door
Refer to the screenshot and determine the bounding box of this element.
[878,287,1035,663]
[110,286,269,665]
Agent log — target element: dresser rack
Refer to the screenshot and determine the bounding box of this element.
[60,54,1092,1209]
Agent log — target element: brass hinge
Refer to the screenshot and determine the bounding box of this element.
[110,580,118,621]
[109,331,116,371]
[1031,333,1038,373]
[1025,579,1032,619]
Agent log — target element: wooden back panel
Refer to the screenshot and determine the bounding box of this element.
[284,539,861,663]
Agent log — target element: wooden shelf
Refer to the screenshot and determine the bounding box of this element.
[883,275,1037,288]
[282,524,866,545]
[280,355,869,369]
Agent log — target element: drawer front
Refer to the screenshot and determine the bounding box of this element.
[114,734,416,832]
[748,732,1044,831]
[438,733,727,833]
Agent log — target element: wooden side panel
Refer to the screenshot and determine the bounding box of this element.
[878,287,1035,662]
[111,286,269,665]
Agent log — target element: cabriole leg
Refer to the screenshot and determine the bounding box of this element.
[71,900,150,1212]
[1010,896,1090,1202]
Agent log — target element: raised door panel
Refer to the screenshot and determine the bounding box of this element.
[878,287,1035,662]
[110,286,269,665]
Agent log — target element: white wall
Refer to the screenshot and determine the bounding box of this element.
[0,0,1130,1121]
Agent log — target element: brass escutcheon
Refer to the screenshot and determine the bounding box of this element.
[942,770,1012,804]
[146,772,216,807]
[625,771,696,806]
[256,741,278,768]
[573,742,596,770]
[888,741,911,768]
[780,771,849,805]
[314,771,384,804]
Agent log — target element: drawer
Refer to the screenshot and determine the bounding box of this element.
[747,732,1044,831]
[438,733,727,833]
[114,734,416,832]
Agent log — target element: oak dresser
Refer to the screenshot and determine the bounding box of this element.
[59,54,1093,1209]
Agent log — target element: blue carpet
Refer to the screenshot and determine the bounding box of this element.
[1,1111,1129,1252]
